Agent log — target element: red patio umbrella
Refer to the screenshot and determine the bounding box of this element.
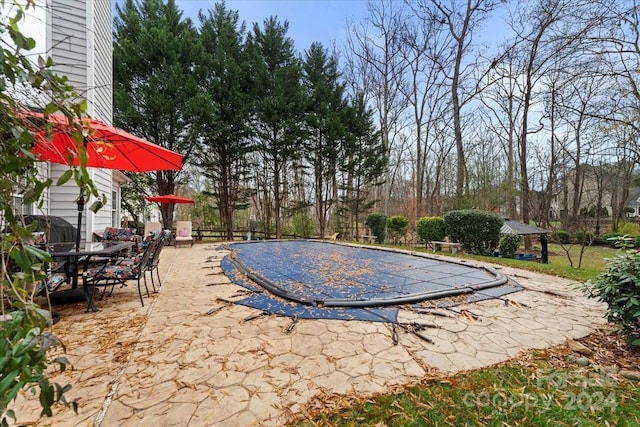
[27,113,183,172]
[145,194,194,232]
[22,112,184,250]
[145,194,195,204]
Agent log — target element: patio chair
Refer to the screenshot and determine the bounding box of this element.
[82,236,160,311]
[37,261,67,296]
[100,226,140,256]
[143,222,162,238]
[118,229,170,292]
[102,226,137,242]
[175,221,193,247]
[145,229,171,292]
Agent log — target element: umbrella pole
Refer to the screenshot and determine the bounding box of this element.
[76,190,85,252]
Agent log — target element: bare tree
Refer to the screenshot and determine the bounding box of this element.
[395,11,451,218]
[416,0,500,202]
[555,71,605,225]
[480,48,523,219]
[505,0,599,233]
[345,0,410,213]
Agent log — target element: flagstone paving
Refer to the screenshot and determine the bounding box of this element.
[11,242,606,426]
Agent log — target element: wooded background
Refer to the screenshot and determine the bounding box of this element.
[114,0,640,240]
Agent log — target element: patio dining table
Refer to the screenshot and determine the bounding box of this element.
[48,241,135,311]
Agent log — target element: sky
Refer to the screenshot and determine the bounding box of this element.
[174,0,370,53]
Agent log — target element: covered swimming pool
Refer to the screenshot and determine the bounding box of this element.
[220,240,522,324]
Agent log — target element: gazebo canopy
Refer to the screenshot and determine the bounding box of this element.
[501,218,549,235]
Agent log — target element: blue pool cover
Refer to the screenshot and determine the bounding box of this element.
[220,240,523,323]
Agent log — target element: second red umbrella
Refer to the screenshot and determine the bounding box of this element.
[145,194,195,204]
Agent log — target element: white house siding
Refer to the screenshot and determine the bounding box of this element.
[90,169,116,238]
[49,0,88,94]
[91,0,113,123]
[44,0,120,244]
[48,164,85,228]
[84,0,118,240]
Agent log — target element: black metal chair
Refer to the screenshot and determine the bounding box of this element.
[144,229,171,292]
[82,237,160,311]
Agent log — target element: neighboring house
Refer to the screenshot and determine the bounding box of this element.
[559,166,613,218]
[624,187,640,217]
[554,165,638,220]
[17,0,126,243]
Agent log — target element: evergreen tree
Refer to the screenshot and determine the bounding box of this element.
[246,17,305,238]
[339,93,387,239]
[113,0,206,229]
[302,42,347,238]
[195,3,253,240]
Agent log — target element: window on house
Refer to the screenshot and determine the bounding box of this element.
[111,190,118,227]
[11,177,34,216]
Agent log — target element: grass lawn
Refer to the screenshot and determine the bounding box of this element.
[296,347,640,426]
[292,240,640,426]
[393,241,618,283]
[460,242,614,283]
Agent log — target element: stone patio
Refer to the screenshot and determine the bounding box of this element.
[11,242,606,426]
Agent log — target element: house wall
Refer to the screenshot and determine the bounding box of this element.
[92,0,113,124]
[44,0,119,243]
[559,168,614,218]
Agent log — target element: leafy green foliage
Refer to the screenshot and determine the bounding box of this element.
[288,212,316,238]
[584,238,640,346]
[416,216,446,245]
[444,210,503,255]
[113,0,204,226]
[302,42,347,239]
[602,232,623,247]
[337,93,386,240]
[499,233,522,259]
[1,1,86,422]
[553,230,572,244]
[366,212,387,244]
[0,311,76,422]
[575,230,594,245]
[386,216,409,245]
[618,222,639,236]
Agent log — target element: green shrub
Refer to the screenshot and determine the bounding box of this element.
[366,212,387,243]
[443,210,503,255]
[602,232,623,247]
[552,230,571,244]
[386,215,409,244]
[416,216,446,245]
[499,233,522,258]
[584,245,640,346]
[575,230,595,245]
[289,212,315,238]
[618,222,639,236]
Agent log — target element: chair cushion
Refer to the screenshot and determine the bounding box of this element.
[38,273,66,295]
[178,229,190,237]
[103,227,135,241]
[84,264,140,280]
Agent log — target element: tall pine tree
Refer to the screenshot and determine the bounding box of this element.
[339,93,387,239]
[113,0,206,228]
[195,3,253,240]
[246,17,304,238]
[302,42,347,238]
